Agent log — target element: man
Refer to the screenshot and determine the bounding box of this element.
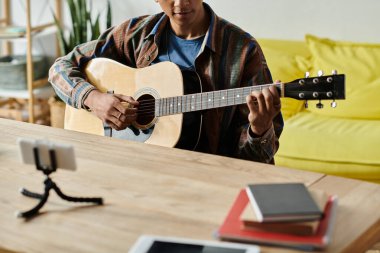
[49,0,283,164]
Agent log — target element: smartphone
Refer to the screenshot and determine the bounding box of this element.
[18,138,76,171]
[129,235,260,253]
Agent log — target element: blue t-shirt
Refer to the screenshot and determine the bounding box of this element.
[154,27,205,71]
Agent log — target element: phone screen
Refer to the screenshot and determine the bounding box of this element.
[147,241,246,253]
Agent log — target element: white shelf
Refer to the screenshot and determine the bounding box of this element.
[0,26,26,38]
[0,0,62,123]
[0,85,54,99]
[0,25,56,41]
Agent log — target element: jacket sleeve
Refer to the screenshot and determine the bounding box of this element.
[48,23,129,109]
[234,40,283,164]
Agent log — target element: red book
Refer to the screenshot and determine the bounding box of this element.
[217,189,338,250]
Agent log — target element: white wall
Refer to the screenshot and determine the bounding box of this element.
[109,0,380,43]
[6,0,380,57]
[207,0,380,43]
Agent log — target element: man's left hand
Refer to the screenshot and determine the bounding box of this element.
[246,81,281,136]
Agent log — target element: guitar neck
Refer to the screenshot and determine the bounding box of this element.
[155,83,281,117]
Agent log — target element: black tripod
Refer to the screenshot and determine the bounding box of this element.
[17,147,103,219]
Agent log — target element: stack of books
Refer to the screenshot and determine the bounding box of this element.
[217,183,338,250]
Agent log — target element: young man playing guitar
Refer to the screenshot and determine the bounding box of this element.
[49,0,283,164]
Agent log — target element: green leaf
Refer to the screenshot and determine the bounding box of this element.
[91,14,101,40]
[66,0,76,43]
[51,0,112,54]
[74,0,80,43]
[106,0,112,29]
[80,0,87,42]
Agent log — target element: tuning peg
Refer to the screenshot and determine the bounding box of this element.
[316,100,324,109]
[331,100,337,108]
[305,72,310,78]
[332,70,338,75]
[317,70,324,77]
[304,100,309,108]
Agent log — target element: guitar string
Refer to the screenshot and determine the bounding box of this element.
[133,83,280,106]
[133,83,282,116]
[134,83,281,115]
[135,97,245,116]
[136,94,251,110]
[135,99,250,116]
[136,97,246,114]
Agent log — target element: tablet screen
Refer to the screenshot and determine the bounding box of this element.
[147,241,246,253]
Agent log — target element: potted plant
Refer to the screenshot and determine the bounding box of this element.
[49,0,112,128]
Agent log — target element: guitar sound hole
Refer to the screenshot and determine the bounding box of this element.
[136,94,155,126]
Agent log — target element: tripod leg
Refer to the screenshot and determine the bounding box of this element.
[17,188,50,218]
[20,187,44,199]
[52,184,103,205]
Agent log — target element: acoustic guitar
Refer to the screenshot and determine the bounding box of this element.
[64,58,345,149]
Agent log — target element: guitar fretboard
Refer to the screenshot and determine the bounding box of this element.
[155,83,281,117]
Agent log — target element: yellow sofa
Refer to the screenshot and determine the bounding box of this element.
[258,35,380,183]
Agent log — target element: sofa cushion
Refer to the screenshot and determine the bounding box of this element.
[276,111,380,167]
[305,34,380,119]
[258,39,309,119]
[258,39,310,82]
[275,156,380,183]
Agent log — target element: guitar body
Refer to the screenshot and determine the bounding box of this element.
[65,58,201,148]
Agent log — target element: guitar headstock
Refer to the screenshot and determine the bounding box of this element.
[283,71,345,108]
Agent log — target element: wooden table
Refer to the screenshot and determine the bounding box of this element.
[0,118,379,253]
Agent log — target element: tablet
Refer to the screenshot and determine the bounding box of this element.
[129,235,260,253]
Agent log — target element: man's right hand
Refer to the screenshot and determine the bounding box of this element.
[84,90,139,131]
